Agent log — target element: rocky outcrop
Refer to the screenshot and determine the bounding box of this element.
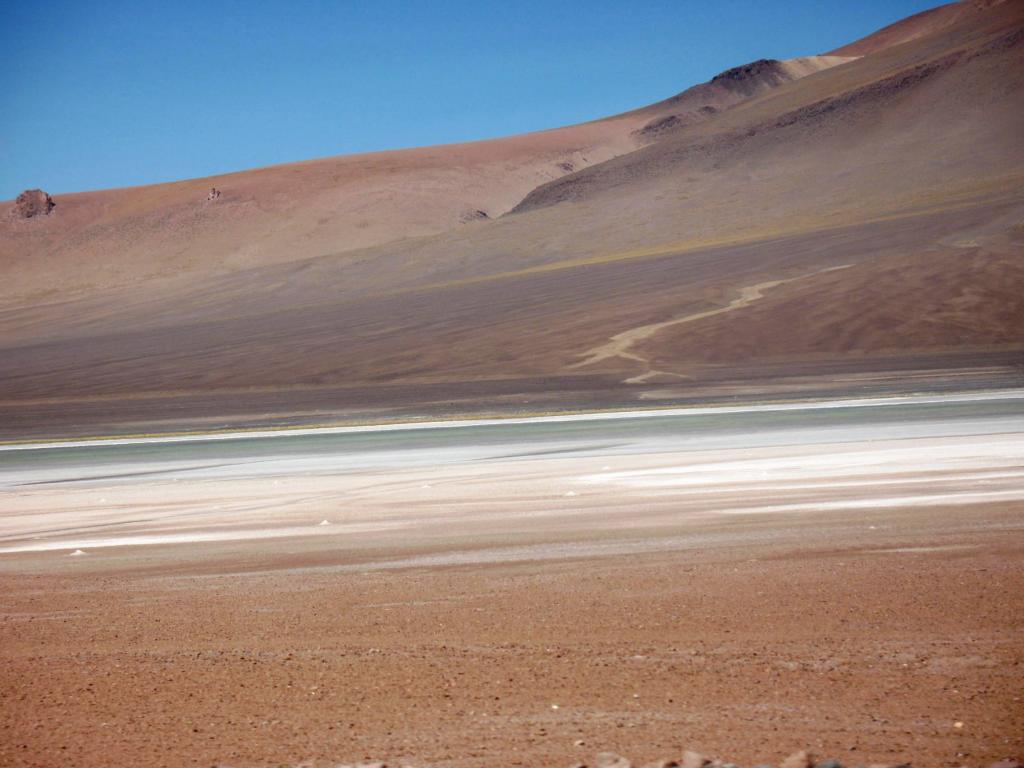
[459,208,489,223]
[13,189,55,218]
[636,114,685,139]
[711,58,783,85]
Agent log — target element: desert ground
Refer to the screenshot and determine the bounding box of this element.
[2,392,1022,767]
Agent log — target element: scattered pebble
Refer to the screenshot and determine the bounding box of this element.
[781,751,814,768]
[327,747,1017,768]
[563,753,980,768]
[69,549,87,557]
[595,752,632,768]
[318,519,331,526]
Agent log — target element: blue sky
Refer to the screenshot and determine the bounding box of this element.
[1,0,944,199]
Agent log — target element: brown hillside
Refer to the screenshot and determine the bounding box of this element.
[0,56,833,308]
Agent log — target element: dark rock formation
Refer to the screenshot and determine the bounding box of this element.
[459,208,489,223]
[14,189,55,218]
[636,113,685,139]
[711,58,782,84]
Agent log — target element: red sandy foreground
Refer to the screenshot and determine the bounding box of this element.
[2,510,1022,768]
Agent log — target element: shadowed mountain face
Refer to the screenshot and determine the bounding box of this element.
[1,0,1022,438]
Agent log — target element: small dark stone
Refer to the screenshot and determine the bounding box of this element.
[595,753,632,768]
[781,753,814,768]
[459,208,489,223]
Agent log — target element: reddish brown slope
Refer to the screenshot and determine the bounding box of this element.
[0,56,833,309]
[828,1,976,56]
[0,121,644,306]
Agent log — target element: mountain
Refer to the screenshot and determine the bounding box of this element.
[1,0,1022,438]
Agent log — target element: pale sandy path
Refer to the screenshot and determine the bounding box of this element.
[570,266,850,376]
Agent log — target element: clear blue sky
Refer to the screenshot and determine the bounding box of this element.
[1,0,944,200]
